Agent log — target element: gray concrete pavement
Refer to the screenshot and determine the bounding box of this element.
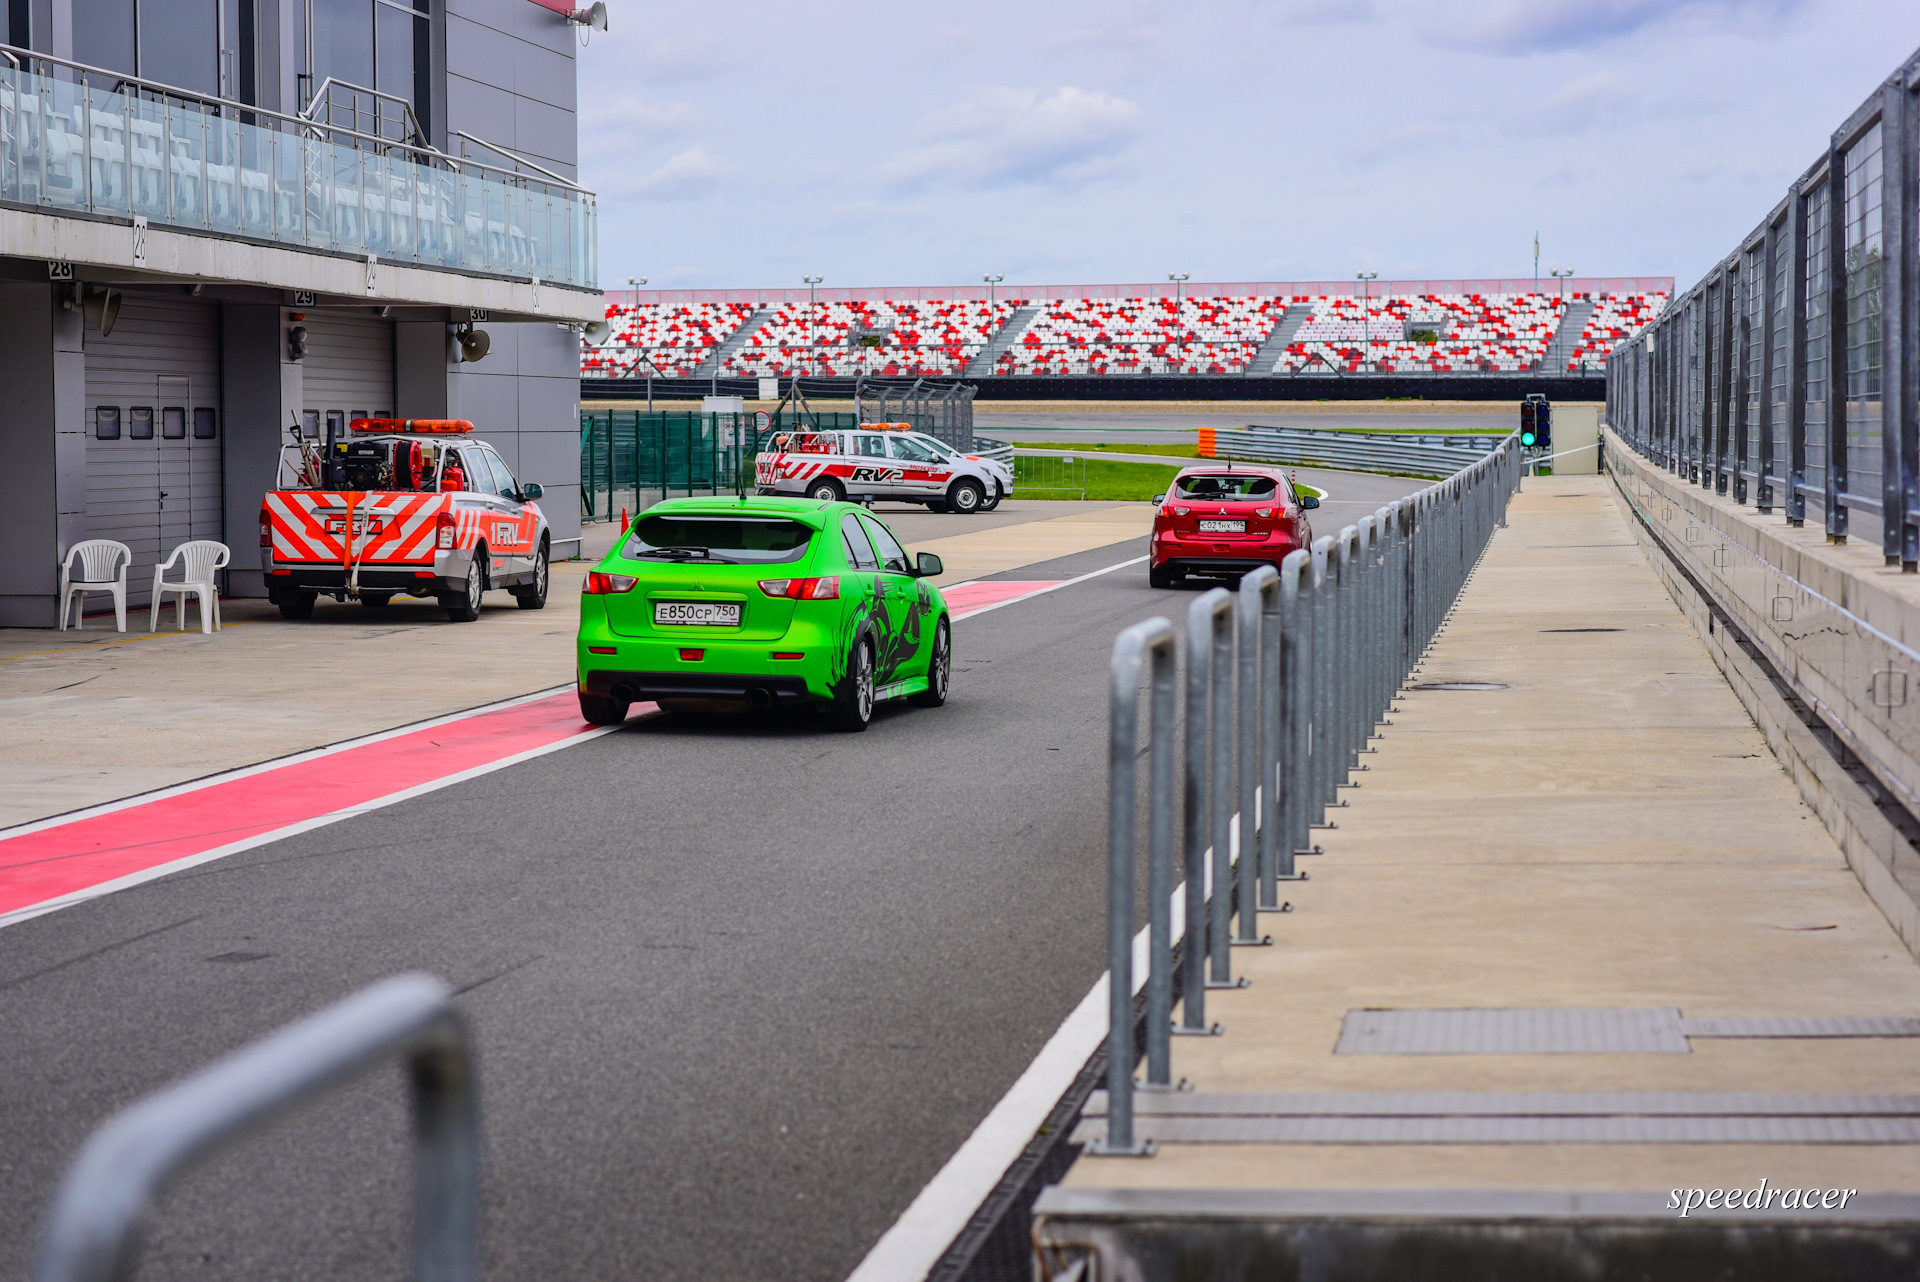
[0,537,1168,1282]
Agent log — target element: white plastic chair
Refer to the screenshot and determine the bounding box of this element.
[59,540,132,632]
[151,540,230,634]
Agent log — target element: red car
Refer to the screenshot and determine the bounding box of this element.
[1148,464,1319,588]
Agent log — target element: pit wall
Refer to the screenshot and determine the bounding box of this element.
[1605,429,1920,959]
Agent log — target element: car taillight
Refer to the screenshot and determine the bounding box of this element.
[258,510,271,547]
[1173,506,1189,516]
[584,572,638,594]
[759,576,839,600]
[436,511,456,550]
[1256,508,1273,518]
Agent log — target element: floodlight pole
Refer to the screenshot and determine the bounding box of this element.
[1551,268,1574,370]
[1357,271,1377,373]
[803,275,823,383]
[984,273,1003,311]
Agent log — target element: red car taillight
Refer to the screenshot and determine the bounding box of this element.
[436,511,456,550]
[584,572,638,594]
[258,510,271,547]
[759,576,840,600]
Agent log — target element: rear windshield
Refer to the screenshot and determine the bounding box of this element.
[622,515,813,565]
[1177,473,1280,499]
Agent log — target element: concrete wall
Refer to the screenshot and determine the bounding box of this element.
[444,0,578,180]
[1607,430,1920,960]
[0,283,86,627]
[221,302,302,599]
[395,318,583,547]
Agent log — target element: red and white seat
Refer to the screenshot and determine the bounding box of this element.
[581,302,756,379]
[1563,292,1669,371]
[1272,294,1566,374]
[720,300,1019,378]
[992,297,1283,376]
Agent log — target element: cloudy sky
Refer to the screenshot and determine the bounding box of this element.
[577,0,1920,292]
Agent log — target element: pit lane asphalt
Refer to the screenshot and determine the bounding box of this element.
[0,472,1422,1282]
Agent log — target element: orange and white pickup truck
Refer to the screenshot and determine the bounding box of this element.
[260,418,551,622]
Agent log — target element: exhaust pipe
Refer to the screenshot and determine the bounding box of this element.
[746,688,774,709]
[612,684,639,704]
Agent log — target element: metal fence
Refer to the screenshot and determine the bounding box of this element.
[1606,44,1918,566]
[1094,433,1523,1152]
[852,378,977,451]
[1206,425,1503,479]
[578,410,859,522]
[1012,454,1090,499]
[33,974,476,1282]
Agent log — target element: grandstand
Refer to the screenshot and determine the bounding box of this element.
[718,299,1017,378]
[583,279,1670,397]
[1564,292,1667,370]
[994,297,1284,375]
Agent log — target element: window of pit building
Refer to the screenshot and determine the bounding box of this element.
[311,0,434,137]
[194,408,217,440]
[162,408,186,440]
[94,407,121,440]
[129,408,154,440]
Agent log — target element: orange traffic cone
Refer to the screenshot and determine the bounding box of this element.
[620,507,629,533]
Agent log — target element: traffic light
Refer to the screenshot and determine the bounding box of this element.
[1520,395,1552,449]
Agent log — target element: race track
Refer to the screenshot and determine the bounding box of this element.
[0,473,1421,1281]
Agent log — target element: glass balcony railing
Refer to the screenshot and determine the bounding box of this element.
[0,49,597,289]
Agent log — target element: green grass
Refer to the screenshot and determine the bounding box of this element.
[1012,457,1184,501]
[1011,441,1200,457]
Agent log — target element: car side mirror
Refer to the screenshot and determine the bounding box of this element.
[521,482,544,500]
[915,552,944,577]
[1299,494,1320,509]
[1150,493,1164,506]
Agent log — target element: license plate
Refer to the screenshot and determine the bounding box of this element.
[654,600,741,627]
[1198,519,1245,533]
[326,516,385,535]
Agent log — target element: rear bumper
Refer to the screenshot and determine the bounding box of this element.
[585,668,815,705]
[1155,556,1291,578]
[267,567,456,594]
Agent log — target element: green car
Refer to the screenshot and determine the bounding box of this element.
[577,496,951,731]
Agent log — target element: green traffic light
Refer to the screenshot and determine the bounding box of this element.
[1521,431,1537,446]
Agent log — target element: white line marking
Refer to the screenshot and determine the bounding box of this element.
[845,807,1245,1282]
[0,709,661,932]
[950,554,1147,622]
[0,686,578,841]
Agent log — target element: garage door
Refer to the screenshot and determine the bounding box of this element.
[84,294,224,607]
[302,309,395,439]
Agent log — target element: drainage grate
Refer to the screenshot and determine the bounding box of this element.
[1683,1017,1920,1039]
[1083,1090,1920,1117]
[1335,1008,1691,1055]
[1070,1114,1920,1145]
[1539,628,1625,633]
[1409,682,1509,692]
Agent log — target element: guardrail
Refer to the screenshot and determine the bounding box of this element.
[1096,432,1522,1152]
[33,973,477,1282]
[972,436,1014,467]
[1202,425,1503,478]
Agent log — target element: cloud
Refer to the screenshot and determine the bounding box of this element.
[873,86,1145,193]
[1421,0,1803,54]
[1277,0,1803,54]
[626,147,735,201]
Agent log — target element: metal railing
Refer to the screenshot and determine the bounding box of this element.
[33,973,477,1282]
[579,410,848,521]
[0,44,597,288]
[1096,433,1522,1152]
[1606,43,1918,564]
[1205,424,1504,479]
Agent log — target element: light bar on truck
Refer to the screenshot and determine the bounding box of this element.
[349,418,475,434]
